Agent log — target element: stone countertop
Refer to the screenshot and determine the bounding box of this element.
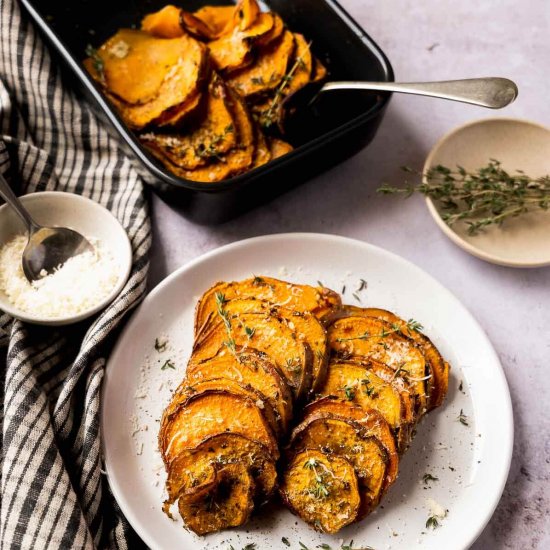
[149,1,549,548]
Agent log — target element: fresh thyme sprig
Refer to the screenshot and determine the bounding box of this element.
[260,42,312,129]
[378,160,550,235]
[336,319,423,343]
[194,124,234,163]
[215,292,238,358]
[303,458,331,500]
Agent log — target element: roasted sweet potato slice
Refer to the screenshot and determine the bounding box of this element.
[166,88,255,181]
[359,307,450,410]
[177,462,255,535]
[280,449,360,533]
[140,73,236,170]
[195,277,342,330]
[311,56,328,83]
[251,127,272,168]
[234,0,261,31]
[303,396,398,489]
[207,12,274,73]
[141,5,183,38]
[85,30,207,129]
[280,308,328,394]
[174,377,280,438]
[186,349,293,434]
[227,30,295,96]
[179,11,218,40]
[191,304,312,400]
[207,35,253,74]
[328,316,430,415]
[163,433,277,512]
[150,90,203,128]
[200,298,328,395]
[251,34,312,131]
[159,389,279,463]
[289,416,388,517]
[319,361,412,451]
[269,138,293,159]
[255,13,284,47]
[193,5,235,38]
[285,33,313,96]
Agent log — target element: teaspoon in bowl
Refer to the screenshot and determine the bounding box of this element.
[0,173,93,282]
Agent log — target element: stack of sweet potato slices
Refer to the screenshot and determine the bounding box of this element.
[159,276,449,535]
[83,0,327,182]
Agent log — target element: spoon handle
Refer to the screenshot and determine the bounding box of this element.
[321,77,518,109]
[0,173,38,231]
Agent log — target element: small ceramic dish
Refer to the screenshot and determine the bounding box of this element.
[0,191,132,325]
[424,118,550,268]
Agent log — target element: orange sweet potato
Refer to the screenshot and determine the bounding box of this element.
[163,432,277,517]
[358,307,450,410]
[141,5,183,38]
[84,29,207,129]
[164,88,255,181]
[140,73,236,170]
[191,302,312,400]
[186,348,293,434]
[226,30,295,96]
[195,277,341,330]
[198,298,328,395]
[289,415,388,517]
[302,396,398,489]
[176,462,255,534]
[319,361,413,451]
[159,389,279,463]
[207,12,275,73]
[280,449,360,533]
[193,5,235,38]
[328,315,430,415]
[268,137,293,159]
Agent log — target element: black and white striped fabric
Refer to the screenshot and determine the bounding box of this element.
[0,0,151,547]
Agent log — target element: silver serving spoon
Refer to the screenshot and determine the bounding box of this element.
[281,77,518,131]
[0,173,93,282]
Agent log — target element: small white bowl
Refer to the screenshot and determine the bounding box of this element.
[424,118,550,268]
[0,191,132,325]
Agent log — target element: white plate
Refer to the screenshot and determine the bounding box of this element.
[102,233,513,550]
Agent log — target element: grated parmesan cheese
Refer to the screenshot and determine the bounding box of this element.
[0,234,121,318]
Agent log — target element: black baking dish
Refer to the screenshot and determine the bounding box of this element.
[20,0,394,224]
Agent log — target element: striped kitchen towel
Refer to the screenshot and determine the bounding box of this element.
[0,0,151,548]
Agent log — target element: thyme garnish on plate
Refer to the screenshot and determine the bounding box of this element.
[457,409,469,426]
[160,359,175,370]
[378,160,550,235]
[303,458,331,500]
[422,473,439,484]
[425,515,440,529]
[336,319,422,344]
[215,292,239,358]
[343,384,355,401]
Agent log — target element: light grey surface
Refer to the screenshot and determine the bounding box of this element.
[148,1,550,548]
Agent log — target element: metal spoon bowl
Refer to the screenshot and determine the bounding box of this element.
[280,77,518,133]
[0,173,93,282]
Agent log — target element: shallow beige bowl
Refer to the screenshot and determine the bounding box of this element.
[0,192,132,325]
[424,118,550,267]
